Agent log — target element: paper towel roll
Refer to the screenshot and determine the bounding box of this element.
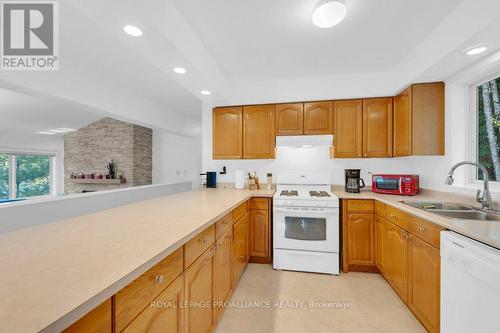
[235,169,246,190]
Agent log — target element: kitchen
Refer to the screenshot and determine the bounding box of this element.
[1,1,500,333]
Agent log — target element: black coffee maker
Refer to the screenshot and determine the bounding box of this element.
[345,169,365,193]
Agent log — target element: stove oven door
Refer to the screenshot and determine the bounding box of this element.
[273,206,339,253]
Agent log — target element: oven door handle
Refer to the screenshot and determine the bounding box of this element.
[274,206,339,214]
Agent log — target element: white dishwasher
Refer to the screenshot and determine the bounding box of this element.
[441,231,500,333]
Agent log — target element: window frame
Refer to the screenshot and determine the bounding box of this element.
[0,150,57,200]
[468,70,500,189]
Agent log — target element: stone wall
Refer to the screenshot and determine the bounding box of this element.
[64,117,152,194]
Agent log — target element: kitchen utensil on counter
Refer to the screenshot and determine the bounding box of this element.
[248,172,260,190]
[266,173,273,190]
[345,169,365,193]
[235,169,246,190]
[206,171,217,188]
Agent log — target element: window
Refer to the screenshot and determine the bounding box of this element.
[0,154,8,199]
[0,152,54,201]
[475,75,500,182]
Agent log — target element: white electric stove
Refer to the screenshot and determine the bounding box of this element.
[273,172,340,275]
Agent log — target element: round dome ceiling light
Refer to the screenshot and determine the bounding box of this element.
[123,25,143,37]
[312,0,347,28]
[465,46,487,56]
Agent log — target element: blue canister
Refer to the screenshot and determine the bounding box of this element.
[206,171,217,188]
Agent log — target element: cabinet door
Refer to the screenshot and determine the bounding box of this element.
[249,209,269,259]
[233,213,249,285]
[216,228,233,321]
[347,213,375,266]
[184,245,217,333]
[385,222,408,303]
[333,100,363,158]
[122,275,184,333]
[304,101,333,135]
[393,87,412,157]
[411,82,445,156]
[213,107,243,159]
[408,236,440,333]
[374,216,386,274]
[63,299,112,333]
[363,98,393,158]
[243,105,275,159]
[275,103,304,135]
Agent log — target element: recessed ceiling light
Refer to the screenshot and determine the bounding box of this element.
[37,131,56,135]
[465,46,487,56]
[200,90,211,95]
[123,25,143,37]
[173,67,187,74]
[312,0,347,28]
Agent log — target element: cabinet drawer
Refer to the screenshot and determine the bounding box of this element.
[115,247,183,332]
[184,225,216,269]
[232,201,248,222]
[386,205,408,230]
[249,197,269,210]
[408,215,443,249]
[216,213,232,240]
[375,201,386,218]
[347,200,374,213]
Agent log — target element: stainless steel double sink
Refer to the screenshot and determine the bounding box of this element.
[400,201,500,222]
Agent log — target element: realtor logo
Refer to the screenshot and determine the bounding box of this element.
[1,1,59,70]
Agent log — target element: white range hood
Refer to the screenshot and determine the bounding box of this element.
[275,135,333,148]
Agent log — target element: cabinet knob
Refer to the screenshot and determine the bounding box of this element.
[418,226,426,233]
[155,275,165,284]
[200,238,207,244]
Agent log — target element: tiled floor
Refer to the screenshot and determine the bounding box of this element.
[216,264,426,333]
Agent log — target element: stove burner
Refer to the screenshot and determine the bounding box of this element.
[309,191,331,197]
[280,190,298,197]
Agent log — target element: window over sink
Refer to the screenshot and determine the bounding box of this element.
[473,74,500,183]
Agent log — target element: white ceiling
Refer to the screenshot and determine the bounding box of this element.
[173,0,464,81]
[0,88,103,150]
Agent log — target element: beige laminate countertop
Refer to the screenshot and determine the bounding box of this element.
[331,186,500,250]
[0,187,273,333]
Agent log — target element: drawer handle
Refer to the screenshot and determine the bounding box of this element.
[155,275,165,284]
[418,226,426,233]
[390,214,396,218]
[200,238,207,244]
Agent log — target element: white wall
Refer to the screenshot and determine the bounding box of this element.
[153,129,201,189]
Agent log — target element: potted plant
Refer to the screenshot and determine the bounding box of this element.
[106,160,117,179]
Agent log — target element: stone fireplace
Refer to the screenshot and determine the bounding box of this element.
[64,117,152,194]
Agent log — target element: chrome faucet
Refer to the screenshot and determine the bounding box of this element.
[446,161,492,210]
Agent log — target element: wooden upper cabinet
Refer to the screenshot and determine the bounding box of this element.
[304,101,333,135]
[275,103,304,135]
[333,100,363,158]
[212,107,242,159]
[243,105,275,159]
[393,87,412,157]
[363,98,393,158]
[411,82,445,156]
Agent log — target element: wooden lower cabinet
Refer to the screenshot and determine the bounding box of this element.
[123,276,184,333]
[63,299,112,333]
[184,245,217,333]
[384,221,409,303]
[233,213,249,285]
[374,216,386,273]
[347,213,375,268]
[249,208,270,263]
[215,228,233,320]
[408,236,440,333]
